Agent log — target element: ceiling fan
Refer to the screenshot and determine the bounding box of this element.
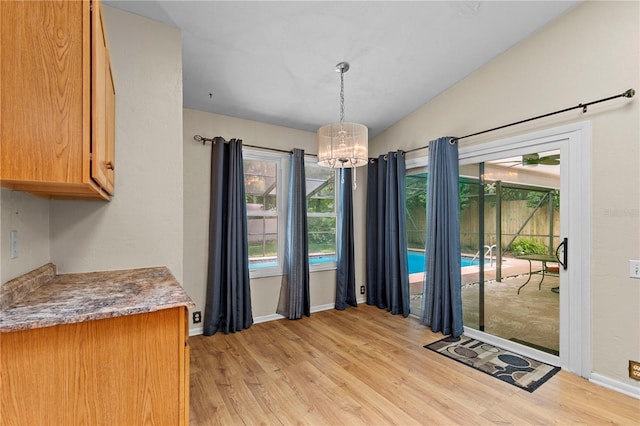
[521,153,560,166]
[494,153,560,167]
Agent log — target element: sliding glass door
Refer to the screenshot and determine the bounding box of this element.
[461,148,561,355]
[406,147,562,356]
[405,124,590,374]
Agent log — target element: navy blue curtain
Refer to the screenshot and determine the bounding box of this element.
[421,137,464,337]
[204,137,253,335]
[365,152,410,317]
[277,148,310,319]
[335,168,357,310]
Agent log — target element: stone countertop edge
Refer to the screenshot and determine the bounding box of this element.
[1,264,195,333]
[0,263,56,311]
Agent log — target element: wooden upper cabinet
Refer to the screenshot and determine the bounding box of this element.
[0,0,115,200]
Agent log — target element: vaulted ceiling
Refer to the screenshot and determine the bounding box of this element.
[104,1,579,137]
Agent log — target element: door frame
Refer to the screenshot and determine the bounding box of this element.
[458,121,591,378]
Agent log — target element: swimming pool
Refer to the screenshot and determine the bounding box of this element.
[250,254,336,269]
[407,251,482,274]
[251,251,480,273]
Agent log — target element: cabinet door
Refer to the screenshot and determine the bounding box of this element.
[0,0,86,184]
[1,308,185,425]
[91,0,115,194]
[0,0,112,199]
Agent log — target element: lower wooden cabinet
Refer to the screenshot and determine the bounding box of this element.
[0,307,189,425]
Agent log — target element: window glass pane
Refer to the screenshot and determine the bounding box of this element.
[247,216,278,259]
[307,217,336,255]
[244,159,277,212]
[307,197,335,214]
[305,163,337,266]
[306,169,335,214]
[244,154,280,272]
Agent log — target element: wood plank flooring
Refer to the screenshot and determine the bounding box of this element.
[189,304,639,425]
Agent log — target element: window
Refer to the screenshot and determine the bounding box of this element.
[243,149,338,277]
[306,163,337,270]
[244,150,286,277]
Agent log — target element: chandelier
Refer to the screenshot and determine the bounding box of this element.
[317,62,368,182]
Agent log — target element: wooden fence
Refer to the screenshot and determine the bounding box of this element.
[407,200,560,253]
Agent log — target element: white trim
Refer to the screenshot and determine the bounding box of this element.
[458,121,589,162]
[571,122,592,378]
[255,313,285,324]
[189,302,338,335]
[309,262,337,272]
[463,326,560,367]
[458,121,592,378]
[189,326,203,336]
[253,303,336,323]
[590,373,640,399]
[311,303,336,313]
[405,155,428,171]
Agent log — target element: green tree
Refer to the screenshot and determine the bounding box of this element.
[527,190,559,211]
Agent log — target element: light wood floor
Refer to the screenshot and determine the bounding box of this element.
[189,304,639,425]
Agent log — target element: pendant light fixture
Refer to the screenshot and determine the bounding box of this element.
[317,62,368,188]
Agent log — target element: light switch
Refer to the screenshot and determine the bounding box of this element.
[10,230,18,259]
[630,260,640,279]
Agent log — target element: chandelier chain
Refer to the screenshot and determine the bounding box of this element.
[339,70,345,124]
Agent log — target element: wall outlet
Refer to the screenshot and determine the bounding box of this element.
[192,311,202,324]
[630,260,640,279]
[360,285,365,295]
[629,360,640,381]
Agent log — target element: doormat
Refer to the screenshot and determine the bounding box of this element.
[424,335,560,393]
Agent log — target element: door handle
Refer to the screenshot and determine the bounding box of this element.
[555,237,567,270]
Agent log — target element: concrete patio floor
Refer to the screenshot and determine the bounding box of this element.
[409,256,560,353]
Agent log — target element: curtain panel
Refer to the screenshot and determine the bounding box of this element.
[421,137,464,337]
[277,148,310,319]
[335,168,357,310]
[365,152,410,317]
[204,137,253,335]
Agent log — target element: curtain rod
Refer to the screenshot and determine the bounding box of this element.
[193,135,318,157]
[405,88,635,154]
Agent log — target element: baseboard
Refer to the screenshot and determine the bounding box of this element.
[590,373,640,399]
[189,302,338,336]
[310,303,335,313]
[254,313,285,324]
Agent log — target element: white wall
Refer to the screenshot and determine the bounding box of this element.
[49,7,184,281]
[183,108,367,330]
[371,1,639,387]
[0,190,51,283]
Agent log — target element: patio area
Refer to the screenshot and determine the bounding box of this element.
[409,256,560,354]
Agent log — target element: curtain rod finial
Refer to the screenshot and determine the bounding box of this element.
[623,88,635,98]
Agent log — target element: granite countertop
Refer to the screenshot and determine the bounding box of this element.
[0,264,195,332]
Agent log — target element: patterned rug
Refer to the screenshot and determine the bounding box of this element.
[424,335,560,392]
